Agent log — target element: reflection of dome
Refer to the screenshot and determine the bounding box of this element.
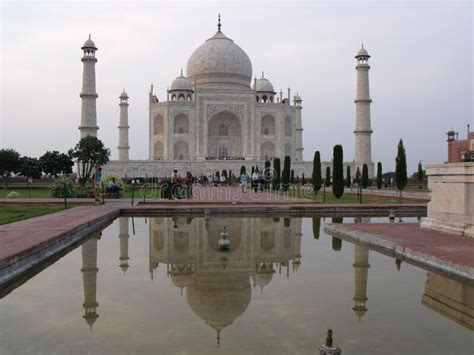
[255,273,273,291]
[186,274,251,333]
[170,73,193,91]
[171,273,193,289]
[187,30,252,89]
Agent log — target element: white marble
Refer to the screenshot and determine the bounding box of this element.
[421,162,474,237]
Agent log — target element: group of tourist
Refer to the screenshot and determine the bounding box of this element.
[91,165,122,201]
[239,171,266,193]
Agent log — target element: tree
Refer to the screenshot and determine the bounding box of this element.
[312,151,322,193]
[19,157,42,180]
[355,167,361,184]
[251,166,255,175]
[332,145,344,198]
[361,164,369,188]
[264,160,271,188]
[417,161,424,188]
[395,138,408,197]
[240,165,246,175]
[222,169,228,184]
[302,173,306,185]
[272,158,281,190]
[0,148,21,188]
[282,156,291,191]
[312,217,321,239]
[376,162,383,189]
[39,151,73,177]
[325,166,331,187]
[346,166,351,188]
[68,136,110,186]
[290,170,295,185]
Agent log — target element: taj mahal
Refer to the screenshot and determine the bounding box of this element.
[78,15,374,177]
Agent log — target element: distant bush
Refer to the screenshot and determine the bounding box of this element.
[101,174,126,192]
[50,176,76,198]
[6,191,20,199]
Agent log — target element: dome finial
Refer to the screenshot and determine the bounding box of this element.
[180,68,183,76]
[217,13,221,32]
[261,71,264,78]
[89,34,91,40]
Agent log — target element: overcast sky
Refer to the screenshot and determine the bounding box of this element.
[1,0,472,172]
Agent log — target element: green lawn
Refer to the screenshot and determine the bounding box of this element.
[0,204,68,225]
[0,187,52,198]
[275,188,418,204]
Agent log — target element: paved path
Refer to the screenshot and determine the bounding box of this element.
[325,223,474,281]
[0,204,123,286]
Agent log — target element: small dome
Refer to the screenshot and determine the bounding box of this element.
[293,93,302,101]
[170,73,194,92]
[355,45,370,58]
[254,75,275,93]
[82,35,97,49]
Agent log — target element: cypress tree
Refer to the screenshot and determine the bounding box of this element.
[346,165,351,188]
[312,217,321,239]
[222,169,228,184]
[290,170,295,185]
[396,138,408,196]
[272,158,281,190]
[376,162,383,189]
[302,173,306,185]
[355,167,361,184]
[417,161,424,188]
[240,165,246,175]
[264,160,271,188]
[282,156,291,191]
[312,151,322,192]
[325,166,331,187]
[361,164,369,188]
[332,145,344,198]
[251,166,255,175]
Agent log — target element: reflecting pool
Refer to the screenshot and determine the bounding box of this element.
[0,216,472,355]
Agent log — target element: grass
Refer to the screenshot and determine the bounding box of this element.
[0,204,69,225]
[0,187,52,198]
[275,187,419,204]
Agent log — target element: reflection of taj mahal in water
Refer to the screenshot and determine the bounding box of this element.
[79,217,474,340]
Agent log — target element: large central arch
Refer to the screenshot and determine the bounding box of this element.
[207,110,242,158]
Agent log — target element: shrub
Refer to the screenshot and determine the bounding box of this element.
[101,174,126,192]
[50,176,76,198]
[6,191,20,199]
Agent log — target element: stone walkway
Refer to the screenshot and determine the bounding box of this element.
[325,223,474,281]
[0,204,123,286]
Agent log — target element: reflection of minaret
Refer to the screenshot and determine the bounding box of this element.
[118,217,130,274]
[292,217,302,272]
[353,244,370,322]
[81,232,100,330]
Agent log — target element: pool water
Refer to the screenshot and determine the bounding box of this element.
[0,216,472,355]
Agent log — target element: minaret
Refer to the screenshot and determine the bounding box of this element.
[353,244,370,322]
[293,93,303,161]
[79,35,99,138]
[118,90,130,161]
[81,232,100,330]
[118,217,130,274]
[354,44,374,177]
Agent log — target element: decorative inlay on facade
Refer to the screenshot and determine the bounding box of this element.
[207,104,244,116]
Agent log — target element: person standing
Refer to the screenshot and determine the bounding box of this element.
[92,165,102,201]
[239,172,248,193]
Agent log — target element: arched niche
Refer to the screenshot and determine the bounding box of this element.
[154,141,164,160]
[174,140,189,160]
[284,116,292,137]
[261,114,275,135]
[174,113,189,134]
[154,114,164,135]
[207,110,242,158]
[261,141,275,161]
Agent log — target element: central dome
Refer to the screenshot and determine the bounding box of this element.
[186,31,253,89]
